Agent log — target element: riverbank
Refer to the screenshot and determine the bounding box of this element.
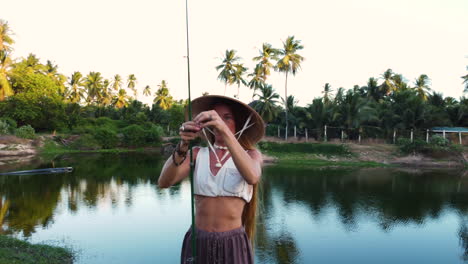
[0,234,75,264]
[0,135,466,169]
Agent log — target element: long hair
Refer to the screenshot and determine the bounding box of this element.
[205,102,261,243]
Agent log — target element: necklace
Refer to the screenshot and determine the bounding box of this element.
[214,150,230,168]
[214,143,228,150]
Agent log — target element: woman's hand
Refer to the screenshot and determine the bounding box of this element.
[193,110,230,137]
[179,121,201,150]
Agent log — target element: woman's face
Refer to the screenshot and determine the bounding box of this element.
[213,104,236,139]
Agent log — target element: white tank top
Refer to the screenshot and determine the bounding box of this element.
[194,147,253,203]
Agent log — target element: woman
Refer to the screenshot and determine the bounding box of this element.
[158,95,265,264]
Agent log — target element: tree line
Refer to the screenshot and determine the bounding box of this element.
[1,19,468,142]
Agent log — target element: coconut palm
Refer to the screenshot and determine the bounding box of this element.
[114,89,130,108]
[154,80,173,110]
[127,74,137,99]
[247,64,265,92]
[363,77,381,101]
[253,83,280,123]
[84,72,104,104]
[275,36,304,140]
[253,43,279,82]
[322,83,333,104]
[0,51,13,101]
[413,74,431,100]
[0,20,14,52]
[45,60,66,93]
[462,73,468,93]
[380,69,397,95]
[232,63,247,98]
[216,49,240,95]
[100,79,113,106]
[112,74,122,91]
[143,85,152,96]
[66,71,85,103]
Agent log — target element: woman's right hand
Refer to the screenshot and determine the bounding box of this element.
[179,121,201,150]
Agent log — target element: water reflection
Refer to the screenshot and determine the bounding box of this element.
[0,154,467,263]
[0,153,165,237]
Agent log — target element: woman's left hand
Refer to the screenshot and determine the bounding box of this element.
[193,110,229,136]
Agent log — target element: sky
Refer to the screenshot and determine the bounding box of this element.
[2,0,468,106]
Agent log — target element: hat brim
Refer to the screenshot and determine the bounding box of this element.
[185,95,265,145]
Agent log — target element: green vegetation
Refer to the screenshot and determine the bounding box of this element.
[0,234,74,264]
[396,135,463,156]
[258,141,350,156]
[14,125,35,139]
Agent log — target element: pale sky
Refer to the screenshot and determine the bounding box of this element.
[2,0,468,106]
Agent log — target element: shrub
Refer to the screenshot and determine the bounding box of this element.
[122,125,146,146]
[0,120,9,134]
[429,135,449,147]
[0,117,17,133]
[145,124,163,145]
[93,128,119,149]
[396,138,428,154]
[70,134,101,150]
[15,125,36,139]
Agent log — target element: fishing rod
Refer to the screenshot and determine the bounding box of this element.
[184,0,197,262]
[0,167,73,176]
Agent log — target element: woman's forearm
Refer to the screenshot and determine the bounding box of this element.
[158,151,189,188]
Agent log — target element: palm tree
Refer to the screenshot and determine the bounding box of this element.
[114,89,130,108]
[112,74,122,91]
[66,71,85,103]
[143,85,152,96]
[127,74,137,99]
[216,49,240,95]
[84,72,104,104]
[247,64,265,92]
[100,79,113,106]
[363,77,381,101]
[232,63,247,98]
[413,74,431,100]
[276,36,304,140]
[322,83,333,104]
[0,51,13,101]
[253,43,279,82]
[0,20,14,52]
[45,60,66,93]
[462,73,468,93]
[154,80,173,110]
[253,83,280,123]
[380,69,397,95]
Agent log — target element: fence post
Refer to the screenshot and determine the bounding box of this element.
[294,126,297,139]
[443,130,446,139]
[459,132,462,145]
[393,129,396,144]
[358,130,361,144]
[410,129,414,143]
[305,128,308,142]
[426,129,429,143]
[278,126,280,138]
[341,130,344,142]
[324,125,327,142]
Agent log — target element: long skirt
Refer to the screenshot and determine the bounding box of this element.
[181,226,254,264]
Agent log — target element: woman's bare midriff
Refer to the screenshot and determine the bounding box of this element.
[195,195,246,232]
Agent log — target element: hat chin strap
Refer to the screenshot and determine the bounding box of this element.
[201,114,254,167]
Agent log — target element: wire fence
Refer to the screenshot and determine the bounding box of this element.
[265,124,468,145]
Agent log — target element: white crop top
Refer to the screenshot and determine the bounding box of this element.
[194,147,253,203]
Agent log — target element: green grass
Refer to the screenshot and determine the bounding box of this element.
[258,141,352,156]
[266,151,388,168]
[39,139,159,158]
[0,234,75,264]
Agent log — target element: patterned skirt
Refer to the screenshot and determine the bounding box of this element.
[181,226,254,264]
